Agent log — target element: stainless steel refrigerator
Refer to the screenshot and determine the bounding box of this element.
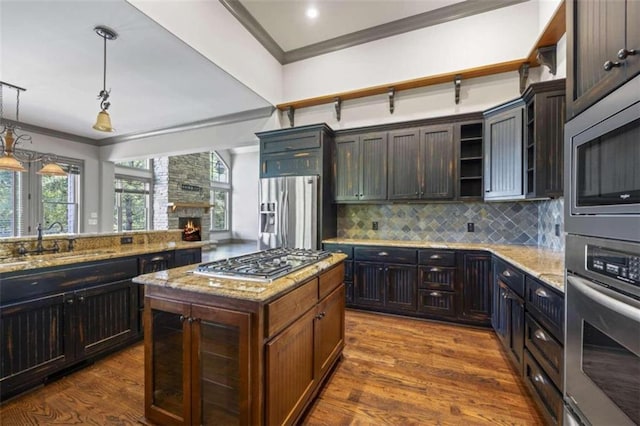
[259,176,318,250]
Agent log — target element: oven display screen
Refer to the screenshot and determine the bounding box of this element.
[582,321,640,423]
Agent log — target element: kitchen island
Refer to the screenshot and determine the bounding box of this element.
[133,252,347,426]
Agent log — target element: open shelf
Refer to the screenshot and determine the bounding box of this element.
[458,122,484,199]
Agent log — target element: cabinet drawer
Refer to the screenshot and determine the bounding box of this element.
[323,244,353,259]
[266,278,318,338]
[418,266,456,291]
[525,313,563,391]
[355,247,416,264]
[418,290,457,318]
[1,257,139,304]
[494,258,524,297]
[524,350,563,426]
[260,131,321,153]
[418,250,455,266]
[319,263,344,300]
[525,277,564,343]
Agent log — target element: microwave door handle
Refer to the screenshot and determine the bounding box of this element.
[567,275,640,321]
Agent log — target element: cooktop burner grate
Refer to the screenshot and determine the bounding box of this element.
[192,248,332,282]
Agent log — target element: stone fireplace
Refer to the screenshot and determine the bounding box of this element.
[179,217,202,241]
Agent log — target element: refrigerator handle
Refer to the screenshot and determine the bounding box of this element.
[282,187,289,247]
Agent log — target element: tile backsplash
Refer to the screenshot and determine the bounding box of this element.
[337,198,565,251]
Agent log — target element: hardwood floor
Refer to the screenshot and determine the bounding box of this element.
[0,310,543,425]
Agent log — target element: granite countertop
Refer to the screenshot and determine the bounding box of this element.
[0,241,207,274]
[323,238,565,292]
[133,253,348,303]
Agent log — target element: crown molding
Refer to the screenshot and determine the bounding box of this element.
[223,0,528,65]
[0,119,99,145]
[98,106,275,145]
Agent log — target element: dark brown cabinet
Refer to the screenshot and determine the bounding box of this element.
[458,252,492,325]
[174,247,202,267]
[388,125,454,200]
[333,132,388,201]
[322,243,354,305]
[0,257,140,400]
[417,249,457,318]
[483,99,525,201]
[522,80,566,198]
[567,0,640,118]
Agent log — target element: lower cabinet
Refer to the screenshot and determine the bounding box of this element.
[174,248,202,267]
[144,263,345,426]
[458,252,492,325]
[144,297,251,426]
[0,276,138,399]
[354,262,417,313]
[492,279,525,372]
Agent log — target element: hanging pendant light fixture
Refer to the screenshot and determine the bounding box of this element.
[0,81,67,176]
[92,26,117,132]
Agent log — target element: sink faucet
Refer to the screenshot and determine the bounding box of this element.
[36,223,44,252]
[45,221,64,233]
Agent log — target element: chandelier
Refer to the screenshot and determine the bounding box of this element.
[92,26,118,132]
[0,81,67,176]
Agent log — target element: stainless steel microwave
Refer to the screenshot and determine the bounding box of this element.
[565,75,640,243]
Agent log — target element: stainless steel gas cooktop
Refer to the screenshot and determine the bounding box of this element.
[192,248,332,282]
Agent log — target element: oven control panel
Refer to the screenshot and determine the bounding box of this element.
[587,245,640,285]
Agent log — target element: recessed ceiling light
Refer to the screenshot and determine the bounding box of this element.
[306,6,318,19]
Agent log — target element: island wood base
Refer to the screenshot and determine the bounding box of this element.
[141,262,345,426]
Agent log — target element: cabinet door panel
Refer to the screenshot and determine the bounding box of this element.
[460,253,492,324]
[420,125,454,199]
[145,297,191,426]
[485,108,524,199]
[334,136,360,201]
[627,0,640,81]
[359,133,388,200]
[77,279,136,358]
[568,0,627,117]
[354,262,385,307]
[388,129,420,199]
[315,285,345,379]
[536,92,565,197]
[0,294,70,399]
[266,309,316,426]
[508,296,525,372]
[418,290,457,318]
[385,265,417,312]
[192,304,251,426]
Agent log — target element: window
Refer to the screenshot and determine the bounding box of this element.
[116,159,151,170]
[210,152,230,232]
[0,171,21,237]
[41,162,81,235]
[114,176,151,232]
[0,155,82,237]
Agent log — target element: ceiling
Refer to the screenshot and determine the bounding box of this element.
[0,0,273,143]
[1,0,525,146]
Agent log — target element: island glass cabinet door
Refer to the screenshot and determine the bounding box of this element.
[145,298,251,426]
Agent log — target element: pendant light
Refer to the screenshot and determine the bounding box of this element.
[92,26,118,132]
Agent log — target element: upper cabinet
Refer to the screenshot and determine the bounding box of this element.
[522,80,566,199]
[483,99,525,201]
[258,124,333,178]
[388,125,454,201]
[567,0,640,118]
[333,132,387,202]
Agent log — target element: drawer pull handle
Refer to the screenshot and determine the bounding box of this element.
[150,256,166,262]
[535,288,550,298]
[429,254,442,259]
[179,315,186,323]
[502,270,512,278]
[429,292,441,297]
[429,267,441,272]
[533,374,546,385]
[30,281,39,286]
[378,251,388,256]
[534,329,549,342]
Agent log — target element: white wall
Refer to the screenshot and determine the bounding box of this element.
[282,1,539,102]
[230,149,259,241]
[127,0,282,105]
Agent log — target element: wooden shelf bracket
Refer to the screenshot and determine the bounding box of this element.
[286,106,295,127]
[388,88,395,114]
[536,45,557,75]
[334,97,342,121]
[454,74,462,104]
[519,63,530,94]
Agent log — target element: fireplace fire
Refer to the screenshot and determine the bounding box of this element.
[179,217,202,242]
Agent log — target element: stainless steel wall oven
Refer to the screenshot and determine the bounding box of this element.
[564,75,640,243]
[565,235,640,426]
